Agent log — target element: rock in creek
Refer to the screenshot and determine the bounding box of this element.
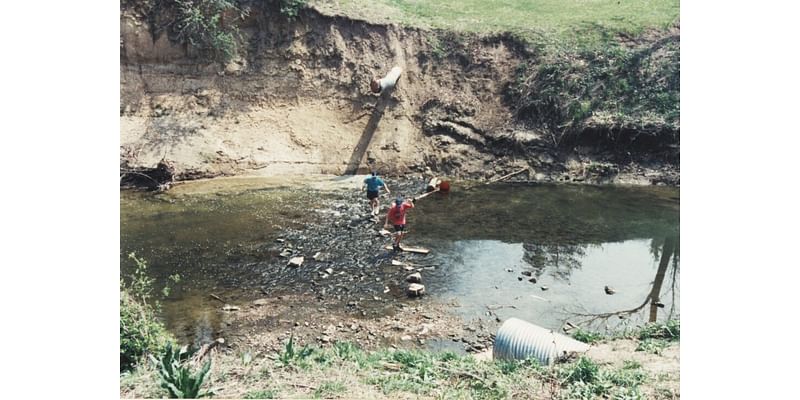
[540,286,549,291]
[406,272,422,283]
[604,285,616,295]
[528,277,537,283]
[521,271,532,276]
[287,256,304,267]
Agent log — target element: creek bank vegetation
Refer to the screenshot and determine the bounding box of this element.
[122,302,678,399]
[121,252,679,399]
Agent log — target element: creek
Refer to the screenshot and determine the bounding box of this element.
[121,176,679,345]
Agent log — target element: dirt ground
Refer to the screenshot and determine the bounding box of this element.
[120,5,679,188]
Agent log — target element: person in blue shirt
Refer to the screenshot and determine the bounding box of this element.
[361,171,391,216]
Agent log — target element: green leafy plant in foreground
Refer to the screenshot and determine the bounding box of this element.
[278,334,314,367]
[150,342,213,398]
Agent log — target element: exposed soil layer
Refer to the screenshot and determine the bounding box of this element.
[120,3,679,188]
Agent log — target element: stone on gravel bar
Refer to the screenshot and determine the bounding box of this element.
[407,283,425,297]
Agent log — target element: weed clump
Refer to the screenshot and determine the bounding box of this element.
[120,253,177,372]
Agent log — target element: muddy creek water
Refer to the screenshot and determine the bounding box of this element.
[121,176,679,346]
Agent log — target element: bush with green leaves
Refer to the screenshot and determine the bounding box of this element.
[120,288,173,371]
[172,0,245,62]
[279,0,307,19]
[120,253,176,371]
[150,342,214,398]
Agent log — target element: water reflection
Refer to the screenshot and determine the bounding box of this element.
[522,243,589,282]
[568,235,679,329]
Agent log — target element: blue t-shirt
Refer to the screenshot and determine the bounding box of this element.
[364,176,385,192]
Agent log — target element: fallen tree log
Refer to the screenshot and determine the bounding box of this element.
[120,159,176,190]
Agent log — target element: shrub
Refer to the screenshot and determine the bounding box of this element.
[279,0,307,19]
[173,0,244,62]
[120,253,175,371]
[120,289,173,371]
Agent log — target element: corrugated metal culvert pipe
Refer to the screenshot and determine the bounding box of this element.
[493,318,590,365]
[370,66,402,93]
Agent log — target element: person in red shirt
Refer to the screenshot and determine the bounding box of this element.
[384,195,415,252]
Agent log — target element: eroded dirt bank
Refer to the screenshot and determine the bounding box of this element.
[120,3,679,189]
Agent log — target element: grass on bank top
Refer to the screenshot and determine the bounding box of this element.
[312,0,679,38]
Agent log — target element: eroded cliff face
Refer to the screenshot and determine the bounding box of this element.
[120,3,679,188]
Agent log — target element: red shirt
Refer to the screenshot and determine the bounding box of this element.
[387,202,414,225]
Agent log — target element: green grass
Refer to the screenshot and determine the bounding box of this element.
[639,319,680,341]
[314,381,346,398]
[123,338,671,399]
[314,0,679,40]
[122,320,679,398]
[572,328,604,344]
[556,356,648,399]
[243,389,277,399]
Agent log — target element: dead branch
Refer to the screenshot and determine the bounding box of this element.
[209,293,226,303]
[485,167,529,184]
[192,338,225,365]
